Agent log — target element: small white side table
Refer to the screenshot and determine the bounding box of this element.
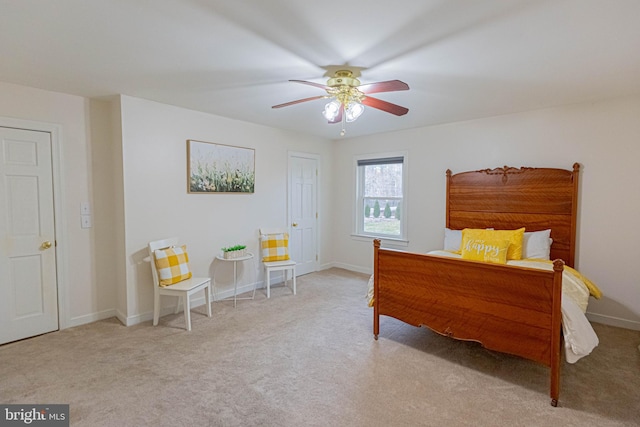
[214,253,255,308]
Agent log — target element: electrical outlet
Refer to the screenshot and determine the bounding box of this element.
[81,215,92,229]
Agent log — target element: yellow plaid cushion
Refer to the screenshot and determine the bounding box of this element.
[261,233,290,262]
[154,245,192,286]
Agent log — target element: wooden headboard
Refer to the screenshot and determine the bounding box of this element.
[446,164,580,267]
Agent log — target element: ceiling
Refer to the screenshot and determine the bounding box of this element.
[1,0,640,140]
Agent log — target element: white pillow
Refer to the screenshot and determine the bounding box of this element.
[444,228,462,252]
[522,229,552,260]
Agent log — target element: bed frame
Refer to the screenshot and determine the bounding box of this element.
[373,163,580,406]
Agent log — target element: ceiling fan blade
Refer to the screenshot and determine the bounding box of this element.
[272,95,327,109]
[361,96,409,116]
[290,79,330,90]
[328,104,344,124]
[358,80,409,94]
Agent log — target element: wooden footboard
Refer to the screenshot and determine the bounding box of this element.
[373,240,564,406]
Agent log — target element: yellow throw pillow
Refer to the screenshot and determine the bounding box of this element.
[461,228,525,260]
[154,245,192,286]
[261,233,290,262]
[461,238,510,264]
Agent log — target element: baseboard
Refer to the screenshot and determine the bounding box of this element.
[319,262,335,271]
[119,281,265,326]
[211,281,262,302]
[122,297,215,326]
[66,309,118,328]
[586,312,640,331]
[115,310,127,326]
[122,310,152,326]
[325,262,372,275]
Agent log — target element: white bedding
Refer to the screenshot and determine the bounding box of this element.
[368,250,599,363]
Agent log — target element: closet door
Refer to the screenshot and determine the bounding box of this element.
[0,127,58,344]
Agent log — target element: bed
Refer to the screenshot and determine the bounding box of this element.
[371,163,601,406]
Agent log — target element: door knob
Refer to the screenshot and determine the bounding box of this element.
[41,241,52,250]
[292,223,298,227]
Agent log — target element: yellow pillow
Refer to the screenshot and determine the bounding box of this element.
[154,245,192,286]
[461,228,525,260]
[461,238,510,264]
[261,233,290,262]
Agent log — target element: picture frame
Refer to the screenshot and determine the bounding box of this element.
[187,139,255,193]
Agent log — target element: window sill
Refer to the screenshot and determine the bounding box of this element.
[350,234,409,248]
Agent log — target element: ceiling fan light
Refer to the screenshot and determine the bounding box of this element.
[345,102,364,122]
[322,100,341,121]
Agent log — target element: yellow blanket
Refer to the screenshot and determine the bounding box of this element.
[506,258,602,300]
[554,263,601,299]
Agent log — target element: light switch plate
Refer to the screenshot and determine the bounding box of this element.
[80,201,91,215]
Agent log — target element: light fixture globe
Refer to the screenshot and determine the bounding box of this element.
[345,102,365,122]
[322,100,341,121]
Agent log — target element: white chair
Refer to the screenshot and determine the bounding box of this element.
[148,237,212,331]
[259,228,296,298]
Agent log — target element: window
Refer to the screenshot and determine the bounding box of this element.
[355,154,407,241]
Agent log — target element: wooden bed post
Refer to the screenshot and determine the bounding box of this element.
[445,169,452,228]
[550,259,564,407]
[569,163,580,268]
[373,239,381,340]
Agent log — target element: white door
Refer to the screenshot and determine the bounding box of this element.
[0,127,58,345]
[288,154,318,276]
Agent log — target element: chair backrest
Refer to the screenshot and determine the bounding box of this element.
[148,237,179,287]
[259,228,287,236]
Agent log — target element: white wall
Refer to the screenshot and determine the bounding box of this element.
[118,96,332,324]
[3,78,638,332]
[330,96,640,330]
[0,81,116,327]
[0,82,333,329]
[89,97,127,323]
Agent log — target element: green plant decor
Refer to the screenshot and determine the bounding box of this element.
[221,244,247,253]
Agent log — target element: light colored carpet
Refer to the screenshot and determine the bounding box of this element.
[1,268,639,426]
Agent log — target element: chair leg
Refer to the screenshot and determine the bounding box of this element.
[184,294,191,332]
[175,296,182,314]
[153,291,160,326]
[266,268,271,299]
[205,283,212,318]
[292,267,296,295]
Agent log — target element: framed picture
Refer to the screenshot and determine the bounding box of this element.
[187,139,255,193]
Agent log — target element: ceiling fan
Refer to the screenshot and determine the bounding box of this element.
[272,70,409,136]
